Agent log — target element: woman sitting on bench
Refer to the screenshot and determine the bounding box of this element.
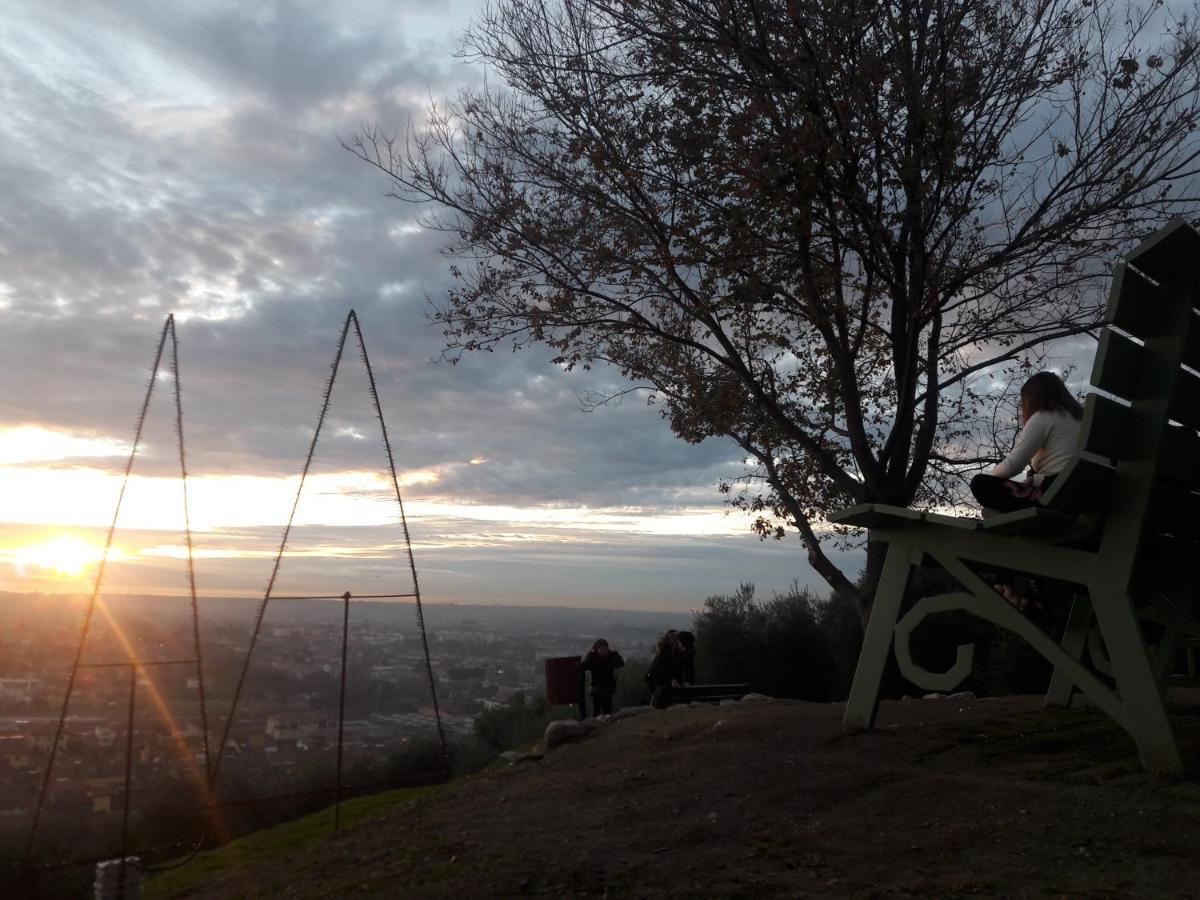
[971,371,1083,514]
[971,371,1082,623]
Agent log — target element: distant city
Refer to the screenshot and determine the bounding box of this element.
[0,591,680,862]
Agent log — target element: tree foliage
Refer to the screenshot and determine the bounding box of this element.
[693,582,862,700]
[693,577,1065,700]
[349,0,1200,615]
[613,654,651,708]
[473,691,554,749]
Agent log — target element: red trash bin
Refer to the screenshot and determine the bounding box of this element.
[544,656,582,706]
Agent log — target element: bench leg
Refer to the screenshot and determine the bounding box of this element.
[1092,587,1182,774]
[843,544,916,731]
[1045,592,1093,708]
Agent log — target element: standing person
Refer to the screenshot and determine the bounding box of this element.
[645,632,677,708]
[674,631,696,686]
[970,371,1083,514]
[581,639,624,717]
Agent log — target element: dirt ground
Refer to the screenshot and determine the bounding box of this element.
[162,693,1200,898]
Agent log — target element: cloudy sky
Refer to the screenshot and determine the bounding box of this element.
[0,0,854,612]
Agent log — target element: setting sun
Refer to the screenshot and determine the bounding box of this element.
[10,535,107,576]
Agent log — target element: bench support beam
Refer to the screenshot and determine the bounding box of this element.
[843,544,918,730]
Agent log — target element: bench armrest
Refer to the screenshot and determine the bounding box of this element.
[831,503,1089,545]
[829,503,980,530]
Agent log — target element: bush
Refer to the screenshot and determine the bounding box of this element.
[694,572,1067,703]
[385,736,452,785]
[447,734,501,776]
[473,692,553,750]
[383,733,498,781]
[694,582,860,702]
[613,655,651,709]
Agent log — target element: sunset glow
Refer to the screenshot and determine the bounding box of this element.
[8,535,110,577]
[0,425,129,466]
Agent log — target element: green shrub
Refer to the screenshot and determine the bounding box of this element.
[691,574,1060,702]
[472,692,553,750]
[694,582,861,702]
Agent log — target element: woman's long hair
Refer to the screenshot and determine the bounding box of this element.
[1021,371,1084,420]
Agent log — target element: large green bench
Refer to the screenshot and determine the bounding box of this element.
[831,220,1200,774]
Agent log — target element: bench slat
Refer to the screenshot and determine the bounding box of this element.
[1091,330,1143,403]
[1159,424,1200,489]
[1104,264,1163,339]
[1183,311,1200,372]
[1125,218,1200,284]
[827,504,923,528]
[1169,368,1200,431]
[1079,392,1128,461]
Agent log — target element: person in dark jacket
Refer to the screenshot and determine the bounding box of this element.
[645,631,679,708]
[581,639,624,716]
[674,631,696,685]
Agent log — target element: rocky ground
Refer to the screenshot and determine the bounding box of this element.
[156,692,1200,898]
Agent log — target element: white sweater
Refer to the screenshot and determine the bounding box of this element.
[989,410,1081,484]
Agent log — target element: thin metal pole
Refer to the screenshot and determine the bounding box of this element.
[120,662,137,894]
[334,591,351,833]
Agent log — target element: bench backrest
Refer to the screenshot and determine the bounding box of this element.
[1041,220,1200,585]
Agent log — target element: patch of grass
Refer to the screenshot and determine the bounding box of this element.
[144,782,453,898]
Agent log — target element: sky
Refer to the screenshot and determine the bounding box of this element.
[0,0,853,613]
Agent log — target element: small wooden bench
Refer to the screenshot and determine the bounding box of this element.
[831,220,1200,774]
[657,683,750,707]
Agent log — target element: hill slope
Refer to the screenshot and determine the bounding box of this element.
[152,694,1200,897]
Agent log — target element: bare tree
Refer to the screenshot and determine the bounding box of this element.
[347,0,1200,621]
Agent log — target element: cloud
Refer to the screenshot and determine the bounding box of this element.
[0,520,847,612]
[0,0,821,608]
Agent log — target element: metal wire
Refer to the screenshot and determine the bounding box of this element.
[271,592,418,601]
[172,320,213,786]
[348,310,450,775]
[23,315,213,862]
[23,310,448,884]
[23,315,213,875]
[204,308,449,830]
[205,312,353,796]
[112,310,449,875]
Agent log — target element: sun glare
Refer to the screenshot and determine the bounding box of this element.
[11,535,107,576]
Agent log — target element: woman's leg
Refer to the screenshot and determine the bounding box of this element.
[971,474,1032,606]
[970,473,1041,514]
